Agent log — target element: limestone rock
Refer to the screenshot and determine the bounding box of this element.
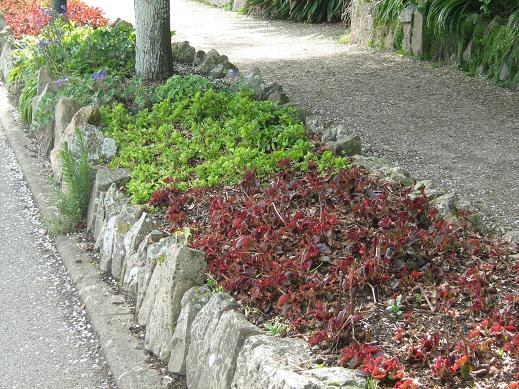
[261,83,289,104]
[197,49,237,79]
[54,97,81,146]
[36,68,57,95]
[168,286,212,375]
[409,180,444,201]
[462,40,473,64]
[54,105,101,149]
[172,41,196,64]
[223,68,241,85]
[143,245,207,362]
[456,200,487,233]
[33,120,55,158]
[305,115,328,135]
[398,5,416,23]
[32,84,57,124]
[0,36,12,81]
[186,293,240,388]
[411,10,423,57]
[232,0,247,11]
[322,125,361,156]
[99,204,142,274]
[93,185,129,247]
[231,335,320,389]
[194,50,206,67]
[0,28,11,55]
[122,230,165,298]
[86,167,130,232]
[431,193,459,219]
[240,67,265,96]
[302,367,366,388]
[108,206,151,280]
[197,49,222,74]
[136,236,176,312]
[112,212,160,280]
[208,63,228,80]
[349,0,375,45]
[352,156,415,186]
[50,123,116,180]
[402,23,412,53]
[499,63,510,81]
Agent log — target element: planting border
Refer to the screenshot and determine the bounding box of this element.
[1,14,517,388]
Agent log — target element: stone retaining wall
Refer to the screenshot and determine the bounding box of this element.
[83,168,367,389]
[349,0,518,87]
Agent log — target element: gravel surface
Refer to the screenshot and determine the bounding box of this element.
[87,0,519,230]
[0,125,114,388]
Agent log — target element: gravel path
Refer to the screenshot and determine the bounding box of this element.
[88,0,519,230]
[0,125,113,388]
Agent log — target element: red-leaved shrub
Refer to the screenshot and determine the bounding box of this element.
[1,0,107,37]
[151,164,518,387]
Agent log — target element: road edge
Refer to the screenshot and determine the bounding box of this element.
[0,86,167,389]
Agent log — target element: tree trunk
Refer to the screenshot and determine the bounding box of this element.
[134,0,173,81]
[51,0,67,17]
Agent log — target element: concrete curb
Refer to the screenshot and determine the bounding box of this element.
[0,86,167,388]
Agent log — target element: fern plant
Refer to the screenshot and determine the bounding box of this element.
[50,130,95,234]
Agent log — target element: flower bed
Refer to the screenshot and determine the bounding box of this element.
[2,8,518,388]
[0,0,107,38]
[150,164,518,388]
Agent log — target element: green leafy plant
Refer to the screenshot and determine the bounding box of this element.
[31,19,135,78]
[48,130,95,234]
[19,74,38,124]
[386,295,404,316]
[206,274,225,293]
[8,18,135,87]
[245,0,347,23]
[101,75,347,203]
[264,317,289,336]
[375,0,414,25]
[366,377,379,389]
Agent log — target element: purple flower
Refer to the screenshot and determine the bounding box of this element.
[92,69,107,81]
[228,69,238,79]
[37,40,49,49]
[61,4,67,11]
[57,75,69,88]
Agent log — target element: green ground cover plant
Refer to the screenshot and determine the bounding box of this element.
[101,75,348,203]
[8,19,135,85]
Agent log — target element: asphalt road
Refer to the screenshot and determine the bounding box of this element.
[0,124,113,388]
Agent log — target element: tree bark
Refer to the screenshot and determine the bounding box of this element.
[51,0,67,17]
[134,0,173,81]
